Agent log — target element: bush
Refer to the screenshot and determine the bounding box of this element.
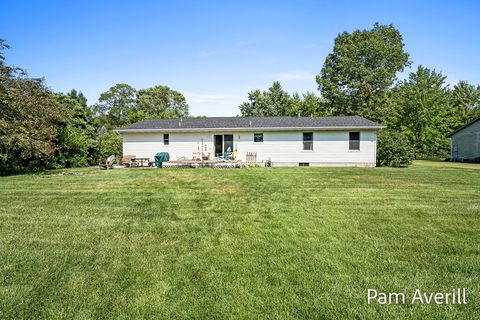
[53,124,96,168]
[96,129,122,163]
[245,163,262,168]
[377,129,414,167]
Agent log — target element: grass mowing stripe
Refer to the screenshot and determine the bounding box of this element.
[0,160,479,318]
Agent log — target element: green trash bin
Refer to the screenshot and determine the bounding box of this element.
[154,152,170,168]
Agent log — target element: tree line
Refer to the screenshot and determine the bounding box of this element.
[2,23,479,173]
[240,23,480,160]
[0,39,189,174]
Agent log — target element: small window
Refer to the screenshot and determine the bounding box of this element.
[299,162,310,167]
[254,133,263,142]
[303,132,313,150]
[349,132,360,150]
[163,133,169,145]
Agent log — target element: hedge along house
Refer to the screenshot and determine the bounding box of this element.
[448,117,480,162]
[117,116,384,167]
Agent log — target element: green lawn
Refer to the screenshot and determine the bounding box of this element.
[1,161,479,319]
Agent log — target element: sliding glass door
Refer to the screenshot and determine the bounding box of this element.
[223,135,233,153]
[214,135,223,157]
[214,134,234,156]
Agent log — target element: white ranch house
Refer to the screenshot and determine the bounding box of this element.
[118,116,384,167]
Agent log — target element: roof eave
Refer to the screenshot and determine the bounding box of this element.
[447,117,480,137]
[117,126,385,133]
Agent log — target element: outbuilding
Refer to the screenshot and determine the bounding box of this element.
[448,117,480,162]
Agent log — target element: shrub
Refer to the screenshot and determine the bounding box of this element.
[377,129,414,167]
[245,163,262,168]
[96,129,122,162]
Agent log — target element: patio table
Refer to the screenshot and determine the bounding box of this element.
[130,158,151,167]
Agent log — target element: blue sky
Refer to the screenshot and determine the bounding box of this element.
[2,0,479,116]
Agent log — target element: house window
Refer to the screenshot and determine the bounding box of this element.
[254,133,263,142]
[349,132,360,150]
[303,132,313,150]
[299,162,310,167]
[163,133,169,145]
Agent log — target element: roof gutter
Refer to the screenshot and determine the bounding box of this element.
[117,126,385,133]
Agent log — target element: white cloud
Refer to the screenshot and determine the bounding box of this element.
[272,70,314,81]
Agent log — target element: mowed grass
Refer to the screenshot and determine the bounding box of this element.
[0,161,479,319]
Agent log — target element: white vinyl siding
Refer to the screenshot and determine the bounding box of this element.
[122,130,378,166]
[450,120,480,161]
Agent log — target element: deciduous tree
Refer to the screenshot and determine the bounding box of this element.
[130,85,189,122]
[449,81,480,124]
[316,23,410,119]
[239,82,328,117]
[394,66,451,157]
[239,82,292,116]
[92,83,137,128]
[0,39,66,173]
[54,90,97,167]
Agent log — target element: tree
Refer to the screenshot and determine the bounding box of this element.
[316,23,410,120]
[239,81,292,116]
[130,85,189,122]
[91,84,189,161]
[92,83,137,128]
[290,92,331,116]
[263,81,292,116]
[449,81,480,124]
[0,39,67,173]
[96,127,122,161]
[239,89,267,116]
[394,66,451,158]
[239,82,329,117]
[53,90,97,167]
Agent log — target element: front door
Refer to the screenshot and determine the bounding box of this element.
[214,134,234,157]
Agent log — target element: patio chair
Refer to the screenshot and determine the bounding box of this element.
[99,155,116,170]
[192,148,202,161]
[204,148,212,160]
[223,147,232,160]
[120,154,136,167]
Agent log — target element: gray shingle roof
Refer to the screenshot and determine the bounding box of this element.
[118,116,383,131]
[447,117,480,137]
